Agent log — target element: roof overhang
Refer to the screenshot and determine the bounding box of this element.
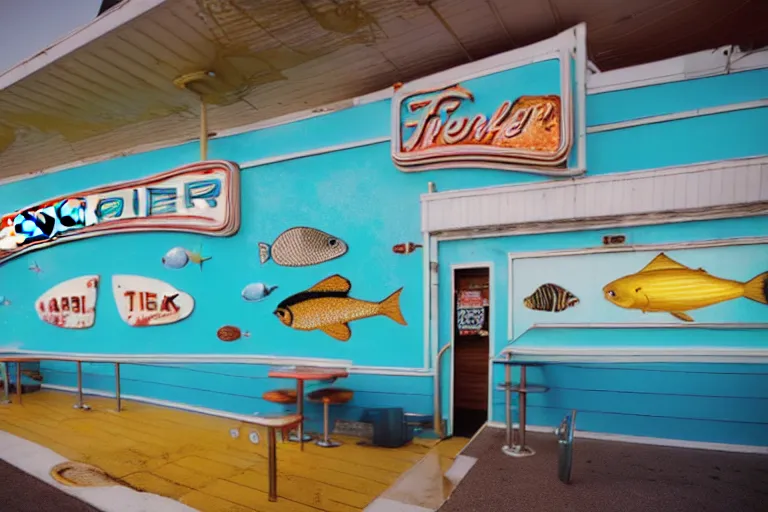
[1,0,767,181]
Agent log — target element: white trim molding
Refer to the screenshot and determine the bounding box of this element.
[484,422,768,454]
[506,236,768,340]
[587,45,768,94]
[587,99,768,134]
[423,156,768,237]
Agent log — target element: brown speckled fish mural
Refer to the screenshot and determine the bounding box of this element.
[273,274,406,341]
[259,227,347,267]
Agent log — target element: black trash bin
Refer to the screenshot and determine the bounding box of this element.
[360,407,413,448]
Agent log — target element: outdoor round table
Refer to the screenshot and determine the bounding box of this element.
[267,366,349,451]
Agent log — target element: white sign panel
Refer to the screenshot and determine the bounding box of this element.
[36,275,99,329]
[112,275,194,327]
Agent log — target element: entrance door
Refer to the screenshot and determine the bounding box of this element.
[452,267,490,438]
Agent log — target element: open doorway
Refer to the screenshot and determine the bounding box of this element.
[452,267,490,438]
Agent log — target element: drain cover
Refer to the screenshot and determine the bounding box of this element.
[50,461,120,487]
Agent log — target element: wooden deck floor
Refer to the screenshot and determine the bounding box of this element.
[0,391,468,512]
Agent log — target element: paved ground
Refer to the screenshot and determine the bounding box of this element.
[0,460,99,512]
[439,428,768,512]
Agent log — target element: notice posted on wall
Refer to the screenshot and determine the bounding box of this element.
[457,290,488,336]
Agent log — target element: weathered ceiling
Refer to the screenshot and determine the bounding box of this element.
[0,0,766,180]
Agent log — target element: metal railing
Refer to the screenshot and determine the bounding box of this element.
[0,354,342,502]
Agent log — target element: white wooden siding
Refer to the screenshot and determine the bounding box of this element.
[421,156,768,234]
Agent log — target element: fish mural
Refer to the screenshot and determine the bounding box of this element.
[524,284,579,313]
[0,296,10,306]
[162,246,211,270]
[242,283,278,302]
[217,325,249,342]
[393,242,422,255]
[259,227,347,267]
[273,274,406,341]
[29,261,42,274]
[602,252,768,322]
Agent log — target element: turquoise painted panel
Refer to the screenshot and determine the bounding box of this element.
[0,144,427,369]
[40,361,433,432]
[587,69,768,126]
[210,100,391,162]
[512,244,768,338]
[439,216,768,445]
[587,107,768,174]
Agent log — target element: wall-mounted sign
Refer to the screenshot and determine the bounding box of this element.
[391,27,584,176]
[36,275,99,329]
[0,161,241,266]
[112,275,194,327]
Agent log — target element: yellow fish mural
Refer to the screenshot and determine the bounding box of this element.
[603,252,768,322]
[274,274,406,341]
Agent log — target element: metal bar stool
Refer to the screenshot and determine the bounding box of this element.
[307,388,354,448]
[494,354,549,457]
[262,389,299,442]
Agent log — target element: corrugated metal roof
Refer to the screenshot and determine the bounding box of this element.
[0,0,766,180]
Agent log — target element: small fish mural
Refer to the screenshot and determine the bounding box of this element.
[393,242,422,255]
[523,284,580,313]
[273,274,407,341]
[242,283,278,302]
[602,252,768,322]
[162,246,211,270]
[28,261,42,274]
[0,295,10,306]
[217,325,247,342]
[259,227,347,267]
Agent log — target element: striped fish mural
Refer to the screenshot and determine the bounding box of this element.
[523,283,579,313]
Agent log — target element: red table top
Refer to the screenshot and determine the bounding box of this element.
[268,366,349,380]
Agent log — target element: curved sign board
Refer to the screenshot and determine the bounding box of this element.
[112,275,194,327]
[0,161,241,266]
[391,26,583,176]
[36,275,99,329]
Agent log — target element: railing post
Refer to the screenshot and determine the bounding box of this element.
[267,426,277,501]
[73,361,90,410]
[16,362,22,404]
[115,363,121,412]
[504,352,512,448]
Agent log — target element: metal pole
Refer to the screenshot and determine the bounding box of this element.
[519,365,528,449]
[115,363,121,412]
[75,361,83,409]
[267,426,277,502]
[296,379,305,451]
[504,353,512,448]
[16,362,22,404]
[323,400,330,444]
[200,99,208,160]
[434,343,451,439]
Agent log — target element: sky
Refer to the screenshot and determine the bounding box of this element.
[0,0,103,74]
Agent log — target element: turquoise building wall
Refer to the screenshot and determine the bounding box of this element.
[0,52,766,443]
